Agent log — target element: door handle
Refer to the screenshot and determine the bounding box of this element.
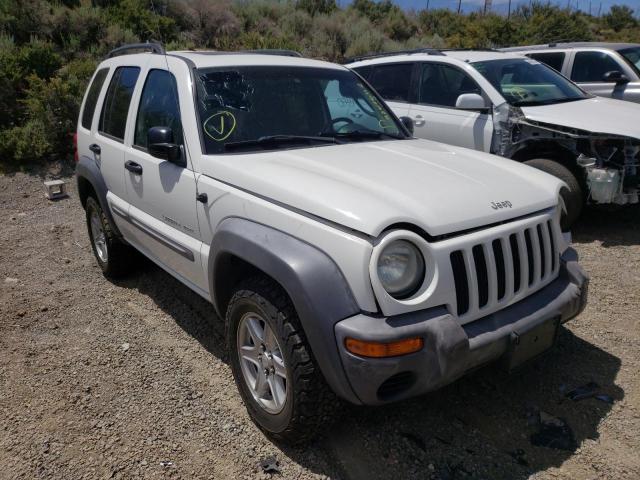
[413,115,425,127]
[125,160,143,175]
[89,143,101,154]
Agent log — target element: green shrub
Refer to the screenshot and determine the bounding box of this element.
[0,119,51,164]
[0,0,638,167]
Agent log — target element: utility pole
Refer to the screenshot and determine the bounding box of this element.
[457,0,462,14]
[426,0,430,11]
[507,0,512,19]
[598,2,602,16]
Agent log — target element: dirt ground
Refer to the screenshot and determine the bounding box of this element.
[1,165,639,480]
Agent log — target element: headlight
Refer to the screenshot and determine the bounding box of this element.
[376,240,425,299]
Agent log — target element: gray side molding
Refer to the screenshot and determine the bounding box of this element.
[76,155,122,238]
[209,217,362,404]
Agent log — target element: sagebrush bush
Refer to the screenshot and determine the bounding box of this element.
[0,0,638,166]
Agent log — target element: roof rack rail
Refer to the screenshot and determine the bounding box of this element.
[107,42,165,59]
[241,49,302,57]
[345,48,444,63]
[440,48,499,52]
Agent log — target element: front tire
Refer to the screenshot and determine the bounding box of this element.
[226,275,337,444]
[85,196,135,278]
[524,158,583,230]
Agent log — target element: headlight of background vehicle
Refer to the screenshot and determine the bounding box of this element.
[376,240,425,299]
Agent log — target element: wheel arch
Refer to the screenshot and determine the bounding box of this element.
[208,217,362,404]
[511,142,582,177]
[75,156,123,238]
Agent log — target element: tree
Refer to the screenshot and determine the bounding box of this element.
[297,0,336,16]
[603,5,637,32]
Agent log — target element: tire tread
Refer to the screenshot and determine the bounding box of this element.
[226,275,338,444]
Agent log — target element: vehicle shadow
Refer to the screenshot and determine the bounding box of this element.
[115,258,622,480]
[293,329,623,480]
[573,204,640,247]
[113,256,228,362]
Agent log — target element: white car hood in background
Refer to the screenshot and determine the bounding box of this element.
[521,97,640,139]
[202,139,561,237]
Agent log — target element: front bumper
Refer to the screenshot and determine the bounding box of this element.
[334,248,588,405]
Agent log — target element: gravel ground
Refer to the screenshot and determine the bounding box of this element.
[1,165,639,480]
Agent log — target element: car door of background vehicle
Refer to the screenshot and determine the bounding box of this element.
[358,62,415,119]
[568,50,639,101]
[123,57,205,293]
[408,62,493,152]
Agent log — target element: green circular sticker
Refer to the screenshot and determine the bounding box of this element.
[204,111,236,142]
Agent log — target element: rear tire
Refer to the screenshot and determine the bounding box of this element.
[524,158,583,230]
[85,196,135,278]
[226,275,338,444]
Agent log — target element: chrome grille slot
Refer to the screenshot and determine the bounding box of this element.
[449,217,560,319]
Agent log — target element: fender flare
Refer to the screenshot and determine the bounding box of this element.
[76,155,122,238]
[209,217,362,404]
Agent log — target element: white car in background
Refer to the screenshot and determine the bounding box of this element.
[501,42,640,103]
[348,49,640,228]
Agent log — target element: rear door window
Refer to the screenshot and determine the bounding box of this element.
[571,51,624,83]
[134,69,183,149]
[81,68,109,130]
[419,63,482,108]
[526,52,566,73]
[99,66,141,141]
[365,63,414,102]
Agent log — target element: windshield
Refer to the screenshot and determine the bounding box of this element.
[195,66,405,154]
[619,47,640,75]
[472,58,588,107]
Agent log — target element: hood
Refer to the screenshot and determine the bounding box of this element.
[521,97,640,139]
[201,139,562,237]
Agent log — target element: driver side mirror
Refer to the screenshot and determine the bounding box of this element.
[602,70,630,85]
[399,116,414,135]
[455,93,489,112]
[148,126,185,167]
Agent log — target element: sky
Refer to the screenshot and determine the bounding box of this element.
[341,0,640,15]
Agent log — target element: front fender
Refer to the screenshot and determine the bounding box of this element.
[209,217,362,404]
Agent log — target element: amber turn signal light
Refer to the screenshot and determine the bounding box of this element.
[345,337,424,358]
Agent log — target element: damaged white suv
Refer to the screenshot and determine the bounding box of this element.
[348,49,640,227]
[76,44,588,443]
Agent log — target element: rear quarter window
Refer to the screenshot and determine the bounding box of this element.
[99,66,141,141]
[80,68,109,130]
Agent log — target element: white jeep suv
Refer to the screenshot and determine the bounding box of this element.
[347,49,640,227]
[76,43,588,443]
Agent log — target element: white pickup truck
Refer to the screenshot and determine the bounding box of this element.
[348,49,640,228]
[76,44,588,443]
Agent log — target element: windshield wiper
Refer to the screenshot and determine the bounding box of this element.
[323,130,405,140]
[224,135,337,151]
